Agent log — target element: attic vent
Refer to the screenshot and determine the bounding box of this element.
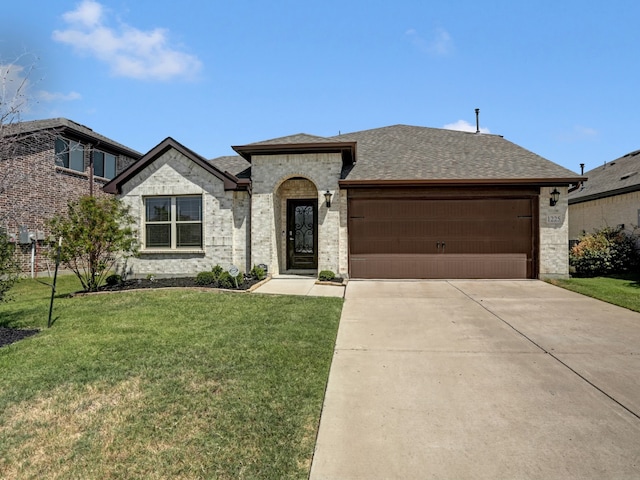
[620,172,638,180]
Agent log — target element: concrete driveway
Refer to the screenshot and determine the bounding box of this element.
[310,280,640,479]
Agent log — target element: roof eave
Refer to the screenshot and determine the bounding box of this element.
[339,177,585,188]
[568,183,640,205]
[232,141,357,162]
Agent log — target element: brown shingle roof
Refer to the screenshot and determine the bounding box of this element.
[210,155,251,178]
[569,149,640,204]
[249,133,331,145]
[2,118,142,158]
[331,125,580,183]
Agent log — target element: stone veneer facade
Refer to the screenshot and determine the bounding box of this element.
[250,152,347,276]
[118,149,250,277]
[538,186,570,278]
[116,147,571,279]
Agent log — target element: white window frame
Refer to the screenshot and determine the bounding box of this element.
[143,195,203,251]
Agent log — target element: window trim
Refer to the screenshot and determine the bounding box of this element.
[143,195,204,251]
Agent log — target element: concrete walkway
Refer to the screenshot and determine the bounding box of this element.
[310,280,640,479]
[251,275,345,297]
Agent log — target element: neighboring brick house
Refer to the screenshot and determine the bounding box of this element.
[569,150,640,241]
[105,124,583,280]
[0,118,142,275]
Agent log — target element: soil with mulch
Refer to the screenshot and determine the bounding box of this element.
[97,276,262,292]
[0,327,39,348]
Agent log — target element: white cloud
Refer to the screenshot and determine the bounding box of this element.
[36,90,82,102]
[52,0,202,81]
[1,63,82,119]
[1,64,30,119]
[556,125,599,142]
[406,27,454,56]
[443,119,490,134]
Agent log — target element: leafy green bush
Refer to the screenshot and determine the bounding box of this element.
[217,271,234,289]
[195,271,217,285]
[211,265,224,279]
[570,227,639,277]
[48,196,138,292]
[0,232,18,303]
[251,264,266,281]
[318,270,336,282]
[105,274,122,286]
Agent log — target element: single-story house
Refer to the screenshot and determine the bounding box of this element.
[569,149,640,240]
[104,124,583,279]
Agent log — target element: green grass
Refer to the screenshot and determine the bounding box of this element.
[549,273,640,312]
[0,275,343,479]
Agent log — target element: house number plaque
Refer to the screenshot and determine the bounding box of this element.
[546,214,563,224]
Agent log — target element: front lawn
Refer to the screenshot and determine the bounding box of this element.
[0,276,342,479]
[549,273,640,312]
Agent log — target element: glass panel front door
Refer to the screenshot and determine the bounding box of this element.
[287,199,318,269]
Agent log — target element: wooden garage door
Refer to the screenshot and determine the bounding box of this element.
[348,192,537,279]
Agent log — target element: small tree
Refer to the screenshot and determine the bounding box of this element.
[0,230,19,302]
[48,196,138,292]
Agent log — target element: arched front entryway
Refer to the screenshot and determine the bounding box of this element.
[274,177,319,273]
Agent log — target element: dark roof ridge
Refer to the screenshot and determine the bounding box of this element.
[330,123,505,139]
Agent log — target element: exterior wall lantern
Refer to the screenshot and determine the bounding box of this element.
[549,188,560,207]
[324,190,333,208]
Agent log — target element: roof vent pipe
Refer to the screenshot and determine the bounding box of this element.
[475,108,480,134]
[580,163,584,175]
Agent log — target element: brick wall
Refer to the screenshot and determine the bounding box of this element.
[118,148,250,277]
[0,133,137,275]
[569,191,640,240]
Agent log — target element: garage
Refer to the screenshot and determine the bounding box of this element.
[348,187,538,279]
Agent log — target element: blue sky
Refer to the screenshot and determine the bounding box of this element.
[2,1,639,172]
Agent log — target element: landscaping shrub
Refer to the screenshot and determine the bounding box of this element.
[195,271,217,286]
[570,226,639,277]
[211,265,224,279]
[217,271,234,289]
[251,264,266,281]
[318,270,336,282]
[105,274,122,286]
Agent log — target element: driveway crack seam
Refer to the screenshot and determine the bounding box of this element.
[448,281,640,422]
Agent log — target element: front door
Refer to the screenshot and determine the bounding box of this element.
[287,199,318,270]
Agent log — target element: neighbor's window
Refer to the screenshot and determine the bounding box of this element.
[55,137,85,172]
[145,196,203,249]
[93,150,117,179]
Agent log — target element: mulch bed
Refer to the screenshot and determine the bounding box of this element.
[0,327,39,348]
[97,276,262,292]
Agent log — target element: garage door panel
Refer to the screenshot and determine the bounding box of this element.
[348,195,536,279]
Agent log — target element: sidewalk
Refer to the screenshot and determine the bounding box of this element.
[251,275,345,298]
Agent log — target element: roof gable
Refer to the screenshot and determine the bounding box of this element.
[104,137,248,194]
